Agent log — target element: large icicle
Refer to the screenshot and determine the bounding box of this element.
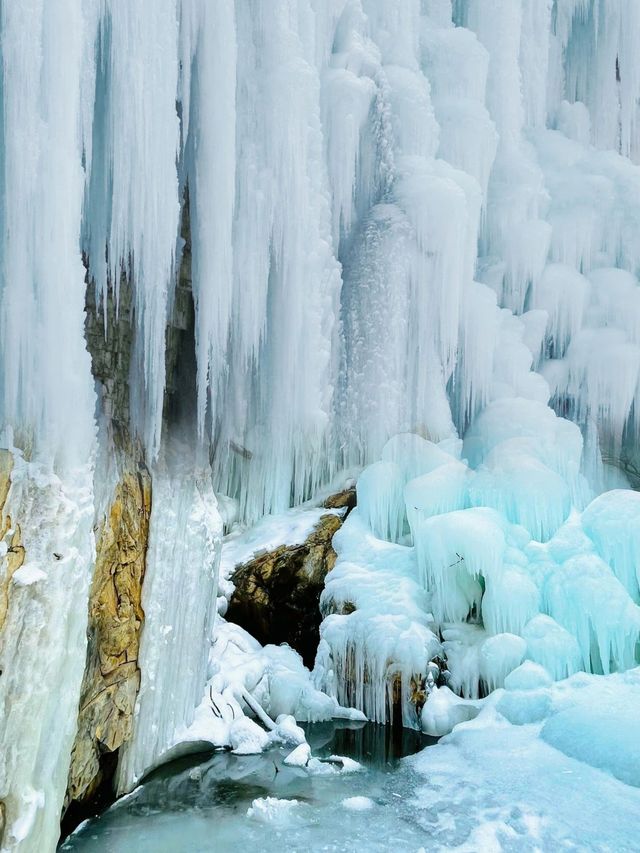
[210,0,343,522]
[181,0,237,439]
[83,0,181,459]
[0,0,95,465]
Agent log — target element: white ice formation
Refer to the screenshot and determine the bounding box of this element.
[315,424,640,728]
[2,1,640,850]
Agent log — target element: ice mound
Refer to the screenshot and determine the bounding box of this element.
[247,798,303,827]
[315,512,441,727]
[229,717,270,755]
[420,686,481,737]
[542,706,640,787]
[541,674,640,788]
[504,662,552,691]
[316,418,640,729]
[581,489,640,602]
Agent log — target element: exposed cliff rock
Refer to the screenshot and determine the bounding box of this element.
[63,196,193,835]
[65,466,151,820]
[225,490,356,667]
[0,450,25,634]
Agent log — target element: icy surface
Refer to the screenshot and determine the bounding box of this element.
[0,455,95,852]
[62,670,640,852]
[409,668,640,852]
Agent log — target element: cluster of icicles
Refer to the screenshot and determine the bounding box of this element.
[3,0,640,522]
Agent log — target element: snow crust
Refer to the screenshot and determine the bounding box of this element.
[409,668,640,851]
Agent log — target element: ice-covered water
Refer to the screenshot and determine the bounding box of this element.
[61,723,436,853]
[58,675,640,853]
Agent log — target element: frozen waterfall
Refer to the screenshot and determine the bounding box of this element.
[1,1,640,851]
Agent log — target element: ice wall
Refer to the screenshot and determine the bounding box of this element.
[0,3,97,850]
[3,2,639,513]
[5,0,638,512]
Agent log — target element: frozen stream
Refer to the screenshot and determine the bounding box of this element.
[60,722,438,852]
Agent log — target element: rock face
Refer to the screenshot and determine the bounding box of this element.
[226,490,356,667]
[65,466,151,820]
[61,195,195,837]
[0,449,20,844]
[0,450,25,633]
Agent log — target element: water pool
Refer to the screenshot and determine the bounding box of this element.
[61,721,438,852]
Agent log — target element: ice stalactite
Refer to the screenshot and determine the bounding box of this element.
[0,0,95,466]
[180,0,237,441]
[83,0,181,460]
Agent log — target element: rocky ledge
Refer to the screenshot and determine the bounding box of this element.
[225,490,356,667]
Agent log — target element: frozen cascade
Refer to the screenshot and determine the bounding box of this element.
[115,442,222,793]
[3,0,640,516]
[1,0,640,850]
[0,455,95,851]
[5,0,639,511]
[84,0,181,460]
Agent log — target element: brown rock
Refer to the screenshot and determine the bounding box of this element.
[226,494,356,667]
[323,488,356,511]
[0,450,25,633]
[65,467,151,813]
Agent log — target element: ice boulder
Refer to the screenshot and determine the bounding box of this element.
[504,661,553,691]
[420,685,480,737]
[229,717,270,754]
[479,633,527,691]
[522,614,582,681]
[581,489,640,602]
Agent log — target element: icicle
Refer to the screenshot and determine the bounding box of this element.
[84,0,181,459]
[210,0,342,522]
[0,0,96,467]
[184,0,237,438]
